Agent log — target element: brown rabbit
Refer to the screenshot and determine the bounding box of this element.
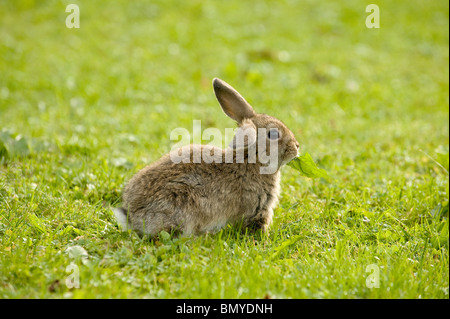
[113,78,299,236]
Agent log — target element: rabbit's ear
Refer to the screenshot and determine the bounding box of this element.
[213,78,256,124]
[229,121,257,150]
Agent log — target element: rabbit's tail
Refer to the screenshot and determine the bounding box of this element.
[113,207,130,231]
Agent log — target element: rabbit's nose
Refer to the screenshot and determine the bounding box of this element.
[295,142,300,156]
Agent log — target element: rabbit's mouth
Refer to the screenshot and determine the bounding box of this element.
[284,139,300,163]
[281,146,299,166]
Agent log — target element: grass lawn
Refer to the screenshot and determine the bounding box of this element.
[0,0,448,298]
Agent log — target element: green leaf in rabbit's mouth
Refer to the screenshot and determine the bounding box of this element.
[287,152,328,178]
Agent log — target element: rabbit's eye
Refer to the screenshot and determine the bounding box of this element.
[267,128,279,140]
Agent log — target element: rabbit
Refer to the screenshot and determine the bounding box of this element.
[113,78,300,237]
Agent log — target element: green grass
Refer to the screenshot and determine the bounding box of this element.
[0,0,448,298]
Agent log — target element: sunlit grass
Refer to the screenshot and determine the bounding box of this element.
[0,0,448,298]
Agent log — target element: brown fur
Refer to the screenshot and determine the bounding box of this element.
[114,78,299,236]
